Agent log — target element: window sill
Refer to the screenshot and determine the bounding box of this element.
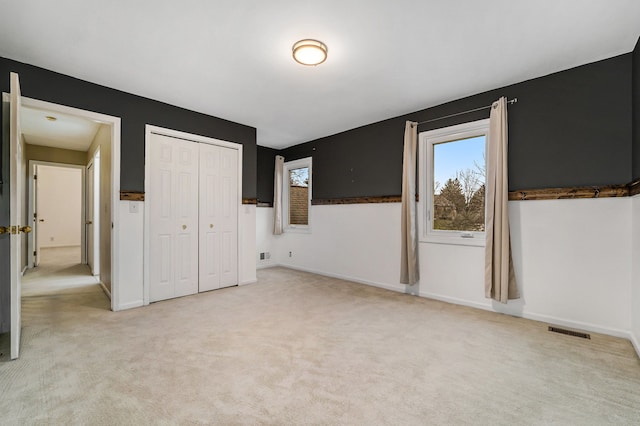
[420,233,485,247]
[285,226,311,234]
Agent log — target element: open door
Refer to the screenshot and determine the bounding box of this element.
[32,164,40,267]
[86,156,100,276]
[9,72,28,360]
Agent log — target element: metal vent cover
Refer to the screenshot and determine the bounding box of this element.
[548,326,591,339]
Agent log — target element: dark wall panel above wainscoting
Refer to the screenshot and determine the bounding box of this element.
[0,57,257,198]
[270,53,633,203]
[257,146,278,206]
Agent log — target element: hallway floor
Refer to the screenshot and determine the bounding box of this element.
[21,246,103,297]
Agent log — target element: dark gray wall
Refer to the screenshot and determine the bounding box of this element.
[633,38,640,181]
[257,146,277,205]
[0,57,257,334]
[267,53,632,202]
[0,57,257,196]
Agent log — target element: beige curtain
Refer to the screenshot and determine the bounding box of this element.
[485,97,518,303]
[400,121,420,285]
[273,155,284,235]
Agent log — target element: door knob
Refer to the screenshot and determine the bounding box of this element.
[86,221,93,225]
[209,224,213,228]
[19,226,32,234]
[39,219,45,222]
[182,225,187,230]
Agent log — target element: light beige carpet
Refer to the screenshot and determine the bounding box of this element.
[1,256,639,424]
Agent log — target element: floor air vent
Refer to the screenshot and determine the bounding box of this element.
[548,326,591,339]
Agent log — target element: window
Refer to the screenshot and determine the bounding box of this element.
[283,157,312,231]
[418,119,489,246]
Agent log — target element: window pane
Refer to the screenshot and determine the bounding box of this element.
[289,167,309,225]
[433,136,485,232]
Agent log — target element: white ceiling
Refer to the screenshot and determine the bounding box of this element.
[21,106,101,152]
[1,1,639,149]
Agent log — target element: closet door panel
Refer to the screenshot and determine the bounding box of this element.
[149,136,176,302]
[174,141,199,297]
[219,147,238,288]
[149,134,198,302]
[199,144,221,292]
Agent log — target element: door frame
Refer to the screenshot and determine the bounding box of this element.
[19,96,121,311]
[143,124,243,306]
[28,161,86,268]
[86,149,100,276]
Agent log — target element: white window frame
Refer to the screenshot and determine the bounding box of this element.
[283,157,312,233]
[418,119,489,246]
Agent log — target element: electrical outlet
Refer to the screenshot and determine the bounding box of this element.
[289,251,292,257]
[260,252,265,260]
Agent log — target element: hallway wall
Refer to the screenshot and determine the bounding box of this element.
[37,166,82,249]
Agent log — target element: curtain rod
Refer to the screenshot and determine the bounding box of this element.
[412,98,517,127]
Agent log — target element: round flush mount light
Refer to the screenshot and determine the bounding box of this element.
[45,115,57,121]
[292,39,328,66]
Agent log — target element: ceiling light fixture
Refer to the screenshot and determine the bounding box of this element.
[292,39,328,66]
[45,115,57,121]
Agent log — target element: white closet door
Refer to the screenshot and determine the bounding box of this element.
[149,134,199,302]
[199,143,238,291]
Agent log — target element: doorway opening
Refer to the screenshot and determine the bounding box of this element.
[20,97,118,308]
[29,163,85,267]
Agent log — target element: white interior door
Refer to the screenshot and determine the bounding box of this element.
[218,146,238,288]
[9,72,24,360]
[86,162,95,273]
[92,154,100,275]
[198,144,238,292]
[34,166,42,266]
[32,164,40,267]
[148,134,199,302]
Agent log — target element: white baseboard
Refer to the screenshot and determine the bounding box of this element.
[419,291,493,311]
[239,279,258,286]
[114,300,143,311]
[519,312,632,340]
[631,332,640,359]
[419,290,631,339]
[256,262,278,270]
[99,281,111,300]
[21,265,27,276]
[276,263,406,294]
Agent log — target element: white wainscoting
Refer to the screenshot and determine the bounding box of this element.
[239,204,257,285]
[257,198,635,342]
[256,207,279,269]
[632,194,640,355]
[115,200,144,310]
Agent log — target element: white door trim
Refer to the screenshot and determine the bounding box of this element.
[20,96,121,311]
[143,125,243,306]
[27,161,86,268]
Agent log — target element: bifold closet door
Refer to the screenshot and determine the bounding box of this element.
[199,143,238,291]
[149,134,199,302]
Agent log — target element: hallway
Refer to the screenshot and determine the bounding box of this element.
[22,247,104,297]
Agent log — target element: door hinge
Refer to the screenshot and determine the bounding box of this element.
[33,251,37,257]
[34,212,37,219]
[34,174,37,180]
